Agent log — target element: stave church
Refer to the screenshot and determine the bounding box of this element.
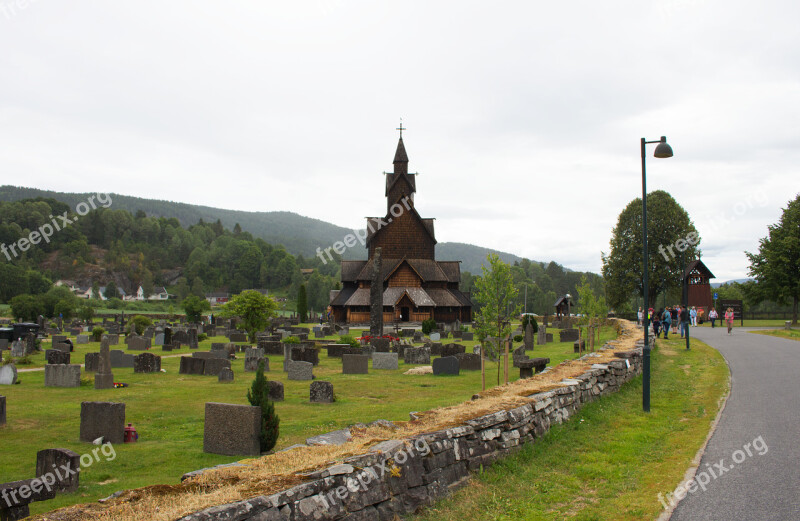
[329,131,472,324]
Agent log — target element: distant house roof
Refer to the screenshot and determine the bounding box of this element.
[300,269,314,275]
[684,259,715,280]
[554,296,571,307]
[153,286,168,294]
[205,292,230,298]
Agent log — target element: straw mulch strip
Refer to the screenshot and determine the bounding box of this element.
[34,320,639,521]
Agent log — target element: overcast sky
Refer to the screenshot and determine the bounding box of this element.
[1,1,798,281]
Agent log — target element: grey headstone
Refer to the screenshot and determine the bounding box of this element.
[218,367,234,383]
[76,335,89,344]
[429,332,440,342]
[134,352,161,373]
[432,356,460,376]
[0,364,18,385]
[154,333,165,346]
[127,335,151,351]
[229,332,247,343]
[203,358,231,377]
[95,337,114,389]
[370,338,391,352]
[288,361,313,380]
[11,340,24,357]
[372,352,399,370]
[36,448,80,493]
[0,339,7,350]
[310,381,335,403]
[268,381,284,401]
[109,350,134,369]
[342,354,369,374]
[179,356,205,375]
[84,352,99,372]
[403,347,431,365]
[45,349,70,365]
[80,402,125,444]
[441,343,465,357]
[454,352,481,370]
[203,403,260,456]
[245,348,265,359]
[45,364,81,387]
[245,357,268,372]
[560,329,579,342]
[52,342,71,353]
[462,331,474,341]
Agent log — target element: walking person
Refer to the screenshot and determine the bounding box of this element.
[680,306,690,339]
[709,308,718,328]
[690,306,698,326]
[637,307,643,326]
[661,307,672,339]
[725,307,735,334]
[671,306,679,335]
[652,308,662,338]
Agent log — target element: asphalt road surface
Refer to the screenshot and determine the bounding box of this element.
[670,326,800,521]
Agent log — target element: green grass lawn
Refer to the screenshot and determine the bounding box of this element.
[695,319,791,328]
[749,328,800,341]
[417,336,729,521]
[1,326,615,516]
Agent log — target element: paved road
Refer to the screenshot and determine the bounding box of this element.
[670,326,800,521]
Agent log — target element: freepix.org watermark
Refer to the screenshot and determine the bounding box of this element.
[1,192,112,261]
[315,195,412,265]
[312,437,431,509]
[1,442,117,508]
[657,435,769,510]
[0,0,39,20]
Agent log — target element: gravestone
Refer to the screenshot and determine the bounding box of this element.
[95,337,115,389]
[203,403,260,456]
[451,330,462,339]
[173,330,190,345]
[188,328,199,349]
[432,356,460,376]
[218,367,234,383]
[512,345,529,368]
[245,357,268,372]
[429,343,442,356]
[430,332,441,342]
[52,342,71,353]
[134,352,161,373]
[161,344,173,352]
[288,361,313,380]
[546,333,553,343]
[109,350,134,369]
[25,333,36,354]
[179,356,205,375]
[0,339,7,350]
[46,349,70,365]
[84,352,99,372]
[342,354,369,374]
[268,381,284,401]
[164,327,172,345]
[560,329,579,342]
[259,341,283,355]
[462,331,474,341]
[154,333,165,346]
[518,357,550,378]
[52,335,67,344]
[404,347,431,365]
[413,331,423,342]
[36,449,80,492]
[326,344,351,358]
[106,334,119,345]
[290,346,319,366]
[11,340,24,357]
[573,339,586,353]
[204,359,231,377]
[230,332,247,343]
[524,323,534,350]
[80,402,125,444]
[45,365,81,387]
[314,330,325,339]
[245,348,265,359]
[76,335,89,345]
[370,338,391,352]
[537,325,547,345]
[454,353,481,371]
[0,396,5,426]
[441,343,466,357]
[127,335,151,351]
[0,365,18,385]
[192,352,216,360]
[372,352,399,370]
[310,381,335,403]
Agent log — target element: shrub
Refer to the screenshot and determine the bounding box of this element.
[247,360,280,452]
[513,334,523,343]
[421,318,437,335]
[130,315,153,335]
[338,334,360,348]
[197,333,208,342]
[92,326,106,342]
[521,315,539,333]
[283,336,300,344]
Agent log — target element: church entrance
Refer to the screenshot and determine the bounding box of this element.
[400,307,410,321]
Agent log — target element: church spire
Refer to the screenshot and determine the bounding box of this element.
[393,119,408,173]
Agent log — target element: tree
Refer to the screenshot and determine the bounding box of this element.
[105,281,119,300]
[576,274,608,350]
[473,254,520,388]
[219,290,278,342]
[130,315,153,335]
[182,295,211,323]
[91,281,101,300]
[10,294,44,322]
[296,284,308,323]
[746,194,800,324]
[78,301,96,322]
[247,360,280,452]
[602,190,699,309]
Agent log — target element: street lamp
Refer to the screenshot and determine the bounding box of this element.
[565,293,572,318]
[641,136,673,413]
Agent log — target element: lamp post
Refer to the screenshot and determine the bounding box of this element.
[641,136,673,413]
[681,253,690,351]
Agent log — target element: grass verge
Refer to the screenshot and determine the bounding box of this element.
[748,328,800,341]
[416,336,729,521]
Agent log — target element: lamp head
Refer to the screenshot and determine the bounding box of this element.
[654,137,673,158]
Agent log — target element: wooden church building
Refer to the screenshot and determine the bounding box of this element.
[329,133,472,324]
[684,259,715,312]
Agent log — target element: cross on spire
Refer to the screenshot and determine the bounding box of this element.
[396,118,406,138]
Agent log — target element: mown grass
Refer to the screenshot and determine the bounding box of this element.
[1,325,615,516]
[417,336,729,521]
[749,328,800,341]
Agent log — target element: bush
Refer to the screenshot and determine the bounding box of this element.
[130,315,153,335]
[92,326,106,342]
[197,333,208,342]
[421,318,437,335]
[514,334,523,343]
[247,360,280,452]
[339,334,360,348]
[283,336,300,344]
[522,315,539,333]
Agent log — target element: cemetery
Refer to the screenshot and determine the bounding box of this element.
[0,312,621,518]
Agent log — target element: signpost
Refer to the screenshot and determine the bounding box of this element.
[720,299,744,327]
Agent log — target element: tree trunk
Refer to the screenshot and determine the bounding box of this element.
[481,344,486,391]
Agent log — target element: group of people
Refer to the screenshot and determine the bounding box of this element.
[637,306,737,335]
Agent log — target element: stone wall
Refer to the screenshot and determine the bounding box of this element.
[178,338,645,521]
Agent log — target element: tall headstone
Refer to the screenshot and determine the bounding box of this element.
[369,246,383,337]
[80,402,125,443]
[203,403,260,456]
[0,395,6,426]
[537,324,547,345]
[188,328,199,349]
[94,336,114,390]
[524,322,533,350]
